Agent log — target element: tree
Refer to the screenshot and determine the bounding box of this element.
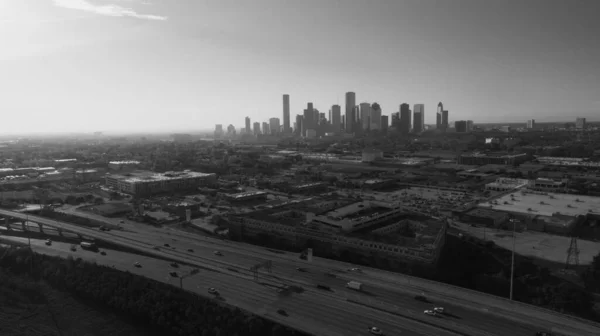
[94,197,104,205]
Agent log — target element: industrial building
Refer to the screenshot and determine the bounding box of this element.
[105,170,216,196]
[227,199,447,265]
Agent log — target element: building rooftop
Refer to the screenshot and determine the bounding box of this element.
[109,160,141,165]
[110,170,214,183]
[480,191,600,217]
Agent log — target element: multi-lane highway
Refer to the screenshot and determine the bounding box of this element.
[1,235,459,336]
[2,208,599,336]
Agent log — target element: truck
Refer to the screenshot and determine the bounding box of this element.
[346,281,363,291]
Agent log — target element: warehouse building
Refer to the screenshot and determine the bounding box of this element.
[105,170,216,196]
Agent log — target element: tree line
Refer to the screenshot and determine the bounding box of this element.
[0,246,308,336]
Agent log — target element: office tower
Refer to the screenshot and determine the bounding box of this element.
[269,118,281,135]
[253,122,260,135]
[576,117,586,130]
[526,119,535,129]
[413,104,424,133]
[331,105,341,132]
[442,110,449,130]
[303,103,314,136]
[359,103,371,130]
[371,103,381,130]
[227,124,236,135]
[467,120,474,132]
[400,103,411,134]
[341,115,345,130]
[436,102,443,130]
[391,112,400,130]
[262,122,270,135]
[295,115,303,135]
[245,117,251,134]
[283,94,290,133]
[345,92,356,133]
[455,120,467,133]
[381,115,389,133]
[353,106,360,133]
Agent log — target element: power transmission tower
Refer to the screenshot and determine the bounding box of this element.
[565,236,580,269]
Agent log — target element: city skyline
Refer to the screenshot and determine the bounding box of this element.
[1,0,599,134]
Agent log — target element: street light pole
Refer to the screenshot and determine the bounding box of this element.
[509,219,516,300]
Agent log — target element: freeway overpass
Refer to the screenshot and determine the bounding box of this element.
[1,208,599,336]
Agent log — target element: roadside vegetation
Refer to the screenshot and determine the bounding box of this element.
[0,246,306,336]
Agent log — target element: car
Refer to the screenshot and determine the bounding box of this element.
[169,271,178,278]
[277,309,288,317]
[45,240,52,246]
[316,284,331,291]
[433,307,444,314]
[348,267,362,272]
[70,246,77,252]
[187,248,194,252]
[164,243,170,247]
[170,262,179,268]
[296,267,307,272]
[119,220,125,224]
[424,310,436,316]
[100,251,106,255]
[368,326,384,335]
[213,251,223,256]
[134,262,141,268]
[207,288,219,295]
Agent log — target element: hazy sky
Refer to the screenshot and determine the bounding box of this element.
[1,0,599,134]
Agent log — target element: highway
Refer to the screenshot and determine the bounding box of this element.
[2,208,600,336]
[0,235,459,336]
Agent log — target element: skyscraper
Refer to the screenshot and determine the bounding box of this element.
[283,94,290,133]
[331,105,341,132]
[442,110,449,130]
[466,120,474,132]
[391,112,400,130]
[400,103,411,134]
[371,103,381,130]
[262,122,270,135]
[245,116,251,134]
[359,102,371,130]
[303,103,314,136]
[253,122,261,135]
[576,117,586,130]
[381,115,389,133]
[269,118,281,135]
[526,119,535,129]
[436,102,443,130]
[413,104,424,133]
[295,115,303,135]
[345,92,356,133]
[455,120,467,133]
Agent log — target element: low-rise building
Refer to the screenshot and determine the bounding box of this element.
[485,178,529,192]
[105,170,216,196]
[226,191,268,202]
[462,208,509,228]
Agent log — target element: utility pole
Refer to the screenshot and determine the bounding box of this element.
[509,219,516,300]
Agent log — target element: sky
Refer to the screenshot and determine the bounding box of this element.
[1,0,599,134]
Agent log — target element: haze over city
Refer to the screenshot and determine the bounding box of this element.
[1,0,599,135]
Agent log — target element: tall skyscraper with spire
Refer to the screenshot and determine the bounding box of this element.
[345,92,356,133]
[283,94,290,133]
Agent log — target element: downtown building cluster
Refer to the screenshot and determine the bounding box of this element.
[214,92,456,139]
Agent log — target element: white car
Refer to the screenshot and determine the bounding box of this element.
[348,268,362,272]
[434,307,444,314]
[369,326,384,335]
[424,310,436,316]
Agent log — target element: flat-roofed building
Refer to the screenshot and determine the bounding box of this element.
[462,208,509,228]
[226,190,268,202]
[105,170,216,196]
[485,178,529,192]
[108,160,140,171]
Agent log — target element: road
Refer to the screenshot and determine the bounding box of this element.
[0,235,459,336]
[2,208,599,336]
